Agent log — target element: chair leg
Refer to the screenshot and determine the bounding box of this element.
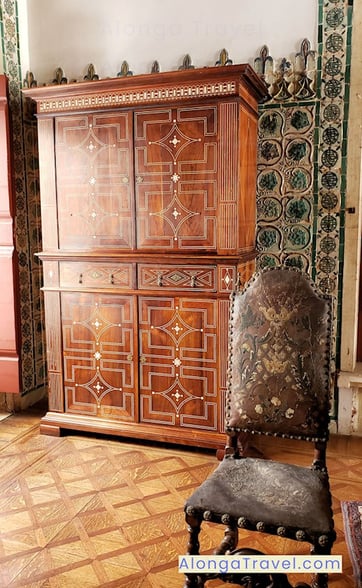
[184,512,204,588]
[214,523,238,555]
[310,543,331,588]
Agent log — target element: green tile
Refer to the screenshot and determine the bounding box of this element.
[318,0,324,25]
[341,139,347,157]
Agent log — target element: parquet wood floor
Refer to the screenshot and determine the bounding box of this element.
[0,406,360,587]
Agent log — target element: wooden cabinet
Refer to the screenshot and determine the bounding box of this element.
[23,65,267,448]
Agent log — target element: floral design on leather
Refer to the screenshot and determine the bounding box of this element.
[226,268,332,440]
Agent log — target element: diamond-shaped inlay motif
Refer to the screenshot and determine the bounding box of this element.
[170,135,181,147]
[151,376,198,414]
[149,191,200,240]
[152,308,202,347]
[148,119,201,162]
[168,272,184,283]
[74,369,122,400]
[171,172,180,183]
[172,322,183,336]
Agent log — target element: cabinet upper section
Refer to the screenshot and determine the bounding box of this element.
[22,64,267,116]
[23,65,267,256]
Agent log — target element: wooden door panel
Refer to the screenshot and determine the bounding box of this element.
[139,296,218,430]
[134,106,217,251]
[55,112,134,250]
[61,292,138,420]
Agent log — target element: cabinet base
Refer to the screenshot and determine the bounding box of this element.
[40,411,225,450]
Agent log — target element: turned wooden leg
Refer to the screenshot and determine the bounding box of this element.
[310,542,331,588]
[214,523,238,555]
[183,511,204,588]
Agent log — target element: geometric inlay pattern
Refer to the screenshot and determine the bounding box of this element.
[134,107,218,250]
[147,120,202,240]
[55,113,134,250]
[138,265,216,291]
[139,297,218,429]
[62,293,136,420]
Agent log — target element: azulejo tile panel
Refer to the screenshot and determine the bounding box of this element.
[255,0,352,392]
[0,0,46,394]
[257,103,316,274]
[316,0,352,313]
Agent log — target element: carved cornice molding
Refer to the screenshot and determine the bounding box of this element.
[32,81,237,114]
[22,63,268,115]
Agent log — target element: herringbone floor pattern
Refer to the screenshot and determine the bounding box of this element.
[0,406,360,587]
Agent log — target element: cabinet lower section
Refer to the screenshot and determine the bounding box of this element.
[40,411,226,449]
[40,260,252,448]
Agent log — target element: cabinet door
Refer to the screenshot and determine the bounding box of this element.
[55,112,134,250]
[138,296,218,430]
[61,292,138,420]
[134,106,218,251]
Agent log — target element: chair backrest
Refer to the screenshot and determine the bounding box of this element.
[225,266,333,442]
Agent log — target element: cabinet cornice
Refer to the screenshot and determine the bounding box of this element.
[22,64,267,115]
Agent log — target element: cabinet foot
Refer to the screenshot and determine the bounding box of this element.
[40,423,61,436]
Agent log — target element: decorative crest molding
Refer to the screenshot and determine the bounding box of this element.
[52,67,68,85]
[21,42,317,103]
[215,48,233,67]
[23,71,37,88]
[84,64,99,81]
[151,60,160,74]
[254,39,316,101]
[178,54,195,70]
[117,60,133,77]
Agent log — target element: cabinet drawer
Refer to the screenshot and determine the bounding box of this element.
[137,264,217,291]
[59,262,135,289]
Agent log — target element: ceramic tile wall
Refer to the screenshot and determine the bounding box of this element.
[0,0,46,394]
[255,0,353,418]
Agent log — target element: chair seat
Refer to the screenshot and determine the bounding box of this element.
[185,457,334,542]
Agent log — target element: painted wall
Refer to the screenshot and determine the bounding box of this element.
[20,0,317,84]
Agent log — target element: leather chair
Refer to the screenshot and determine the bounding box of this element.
[183,266,336,588]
